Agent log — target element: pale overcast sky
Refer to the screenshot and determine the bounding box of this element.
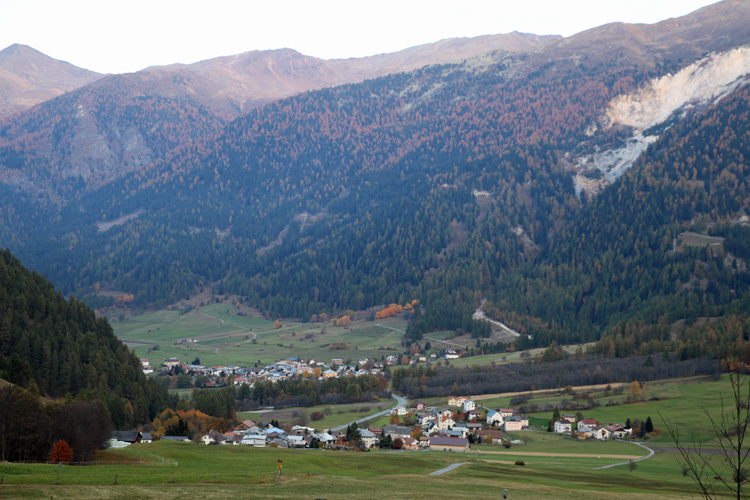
[0,0,721,74]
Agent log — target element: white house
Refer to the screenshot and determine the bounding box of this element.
[578,418,598,431]
[554,419,572,434]
[605,424,632,439]
[452,423,469,438]
[201,430,226,445]
[591,426,611,440]
[359,429,378,449]
[487,410,504,426]
[463,400,476,412]
[286,435,306,448]
[438,408,454,419]
[438,415,455,430]
[418,413,436,426]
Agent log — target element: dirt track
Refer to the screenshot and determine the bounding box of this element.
[470,382,624,401]
[478,451,642,459]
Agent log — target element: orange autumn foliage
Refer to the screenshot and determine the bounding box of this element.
[49,440,73,463]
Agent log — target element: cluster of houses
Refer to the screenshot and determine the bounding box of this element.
[139,358,154,375]
[200,420,327,448]
[553,415,633,440]
[403,397,527,439]
[200,420,474,453]
[174,338,199,345]
[143,347,463,382]
[192,396,529,452]
[110,393,636,454]
[140,356,385,385]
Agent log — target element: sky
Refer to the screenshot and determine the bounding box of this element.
[0,0,722,74]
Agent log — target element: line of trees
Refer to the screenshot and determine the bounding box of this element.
[0,384,112,462]
[235,373,390,410]
[391,355,720,399]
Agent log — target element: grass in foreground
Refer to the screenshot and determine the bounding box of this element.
[0,439,707,500]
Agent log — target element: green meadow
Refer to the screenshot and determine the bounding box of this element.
[474,375,735,444]
[0,438,708,499]
[238,399,397,430]
[2,376,744,499]
[113,303,407,367]
[444,343,595,369]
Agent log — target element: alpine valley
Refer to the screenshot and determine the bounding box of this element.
[2,0,750,362]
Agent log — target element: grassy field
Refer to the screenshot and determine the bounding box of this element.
[238,399,397,429]
[473,375,735,444]
[3,374,742,498]
[445,343,595,368]
[113,302,592,370]
[0,438,710,499]
[113,303,408,367]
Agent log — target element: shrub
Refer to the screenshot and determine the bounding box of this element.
[515,460,525,466]
[49,440,73,463]
[311,412,324,421]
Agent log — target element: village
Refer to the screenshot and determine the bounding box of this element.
[110,392,635,453]
[138,348,464,386]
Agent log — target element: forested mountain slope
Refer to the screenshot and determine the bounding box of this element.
[0,1,749,349]
[486,83,750,347]
[0,32,552,202]
[0,249,172,428]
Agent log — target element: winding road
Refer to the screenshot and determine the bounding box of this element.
[592,440,655,469]
[331,394,407,432]
[429,462,470,475]
[192,311,257,355]
[374,324,406,334]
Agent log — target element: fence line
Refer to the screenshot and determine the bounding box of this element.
[0,469,322,486]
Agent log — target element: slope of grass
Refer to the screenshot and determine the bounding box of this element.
[238,399,397,429]
[0,439,706,499]
[471,375,732,445]
[113,304,407,366]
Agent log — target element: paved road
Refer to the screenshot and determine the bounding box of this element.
[374,324,406,334]
[331,394,407,431]
[592,440,655,469]
[429,462,470,475]
[423,336,466,348]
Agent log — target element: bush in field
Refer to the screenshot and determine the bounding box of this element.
[311,412,324,421]
[49,440,73,463]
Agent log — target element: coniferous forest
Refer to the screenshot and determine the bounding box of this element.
[0,249,173,461]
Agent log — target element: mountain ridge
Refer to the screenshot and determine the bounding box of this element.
[0,43,103,117]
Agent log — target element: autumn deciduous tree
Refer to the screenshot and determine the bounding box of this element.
[274,320,282,329]
[628,381,644,401]
[49,440,73,463]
